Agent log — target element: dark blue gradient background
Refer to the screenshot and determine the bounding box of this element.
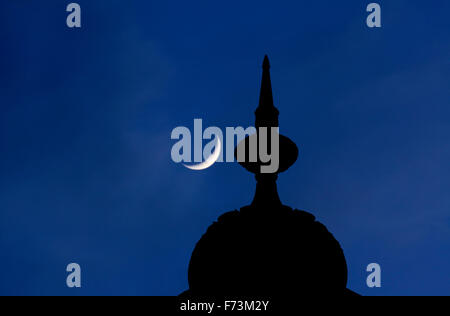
[1,1,449,295]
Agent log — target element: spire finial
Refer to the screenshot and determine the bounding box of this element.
[263,55,270,70]
[236,55,298,176]
[255,55,279,128]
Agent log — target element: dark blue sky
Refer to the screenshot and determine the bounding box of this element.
[1,0,449,295]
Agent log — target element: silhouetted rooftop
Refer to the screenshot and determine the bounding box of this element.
[184,56,356,297]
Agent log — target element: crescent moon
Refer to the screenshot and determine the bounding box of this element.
[183,137,221,170]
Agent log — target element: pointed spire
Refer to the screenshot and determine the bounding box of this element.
[263,55,270,69]
[255,55,279,128]
[235,54,299,210]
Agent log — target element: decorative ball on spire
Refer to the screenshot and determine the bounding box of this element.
[236,55,298,178]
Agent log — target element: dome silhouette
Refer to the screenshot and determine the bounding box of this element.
[183,56,358,297]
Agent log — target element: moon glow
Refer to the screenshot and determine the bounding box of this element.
[183,137,221,170]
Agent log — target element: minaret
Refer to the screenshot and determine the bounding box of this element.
[185,55,353,297]
[236,55,298,209]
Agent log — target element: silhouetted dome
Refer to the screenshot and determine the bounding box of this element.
[188,205,348,296]
[183,56,357,297]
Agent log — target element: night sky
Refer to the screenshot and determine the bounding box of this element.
[1,0,449,295]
